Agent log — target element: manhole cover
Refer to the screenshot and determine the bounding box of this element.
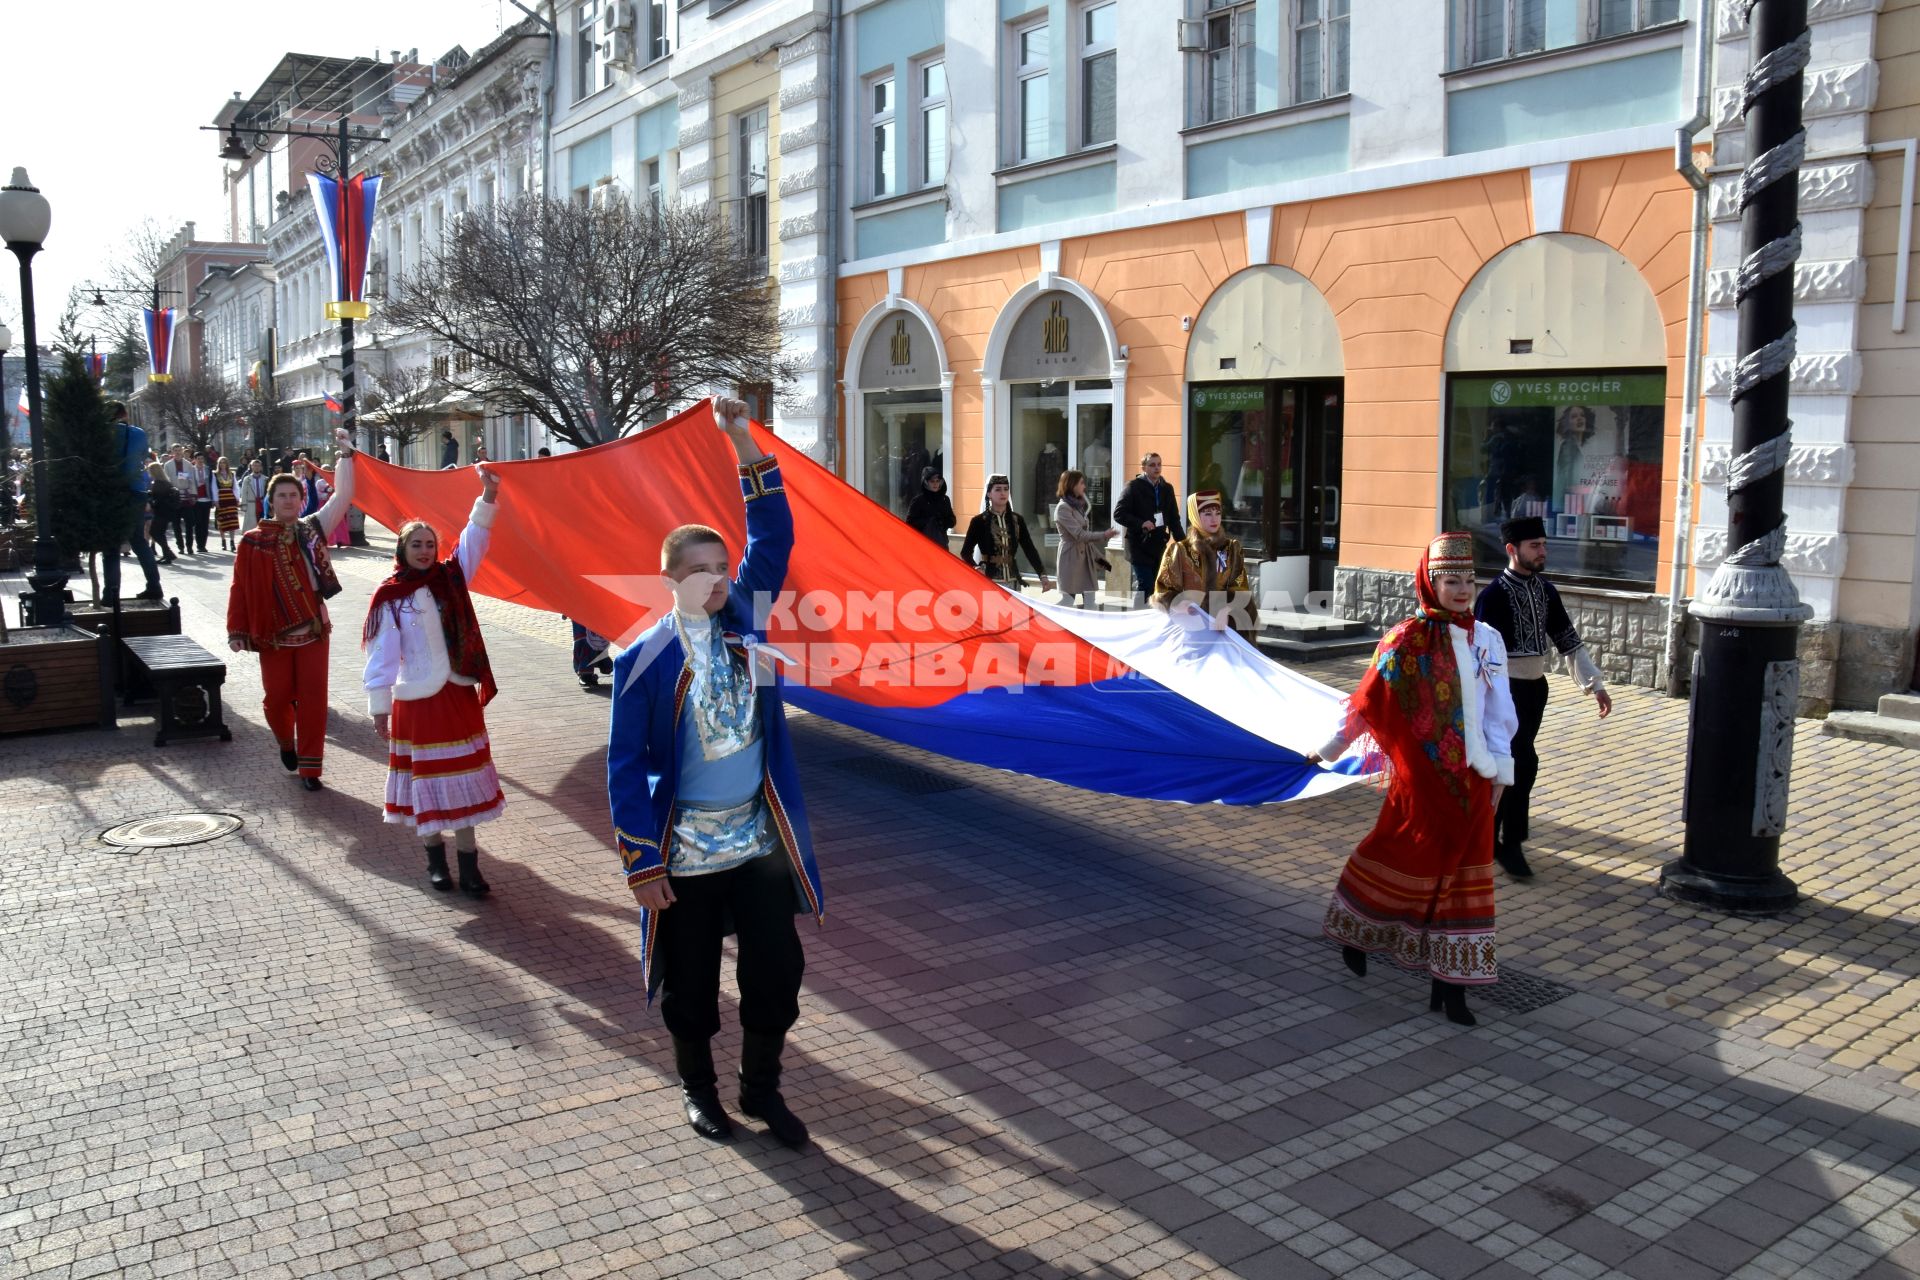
[100,812,244,849]
[1479,968,1573,1014]
[829,755,971,794]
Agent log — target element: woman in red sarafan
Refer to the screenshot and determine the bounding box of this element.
[362,465,506,897]
[1308,531,1519,1028]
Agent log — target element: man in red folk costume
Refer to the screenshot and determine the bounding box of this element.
[1308,531,1518,1027]
[226,428,356,791]
[363,467,507,896]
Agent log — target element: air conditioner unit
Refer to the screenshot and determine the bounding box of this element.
[1176,19,1208,53]
[603,0,633,36]
[607,29,636,69]
[590,180,622,209]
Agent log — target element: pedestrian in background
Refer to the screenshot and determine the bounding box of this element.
[101,402,165,604]
[164,444,195,555]
[1052,469,1109,609]
[364,465,506,896]
[187,450,214,553]
[1474,515,1613,880]
[1113,452,1182,606]
[905,467,955,547]
[439,430,458,470]
[238,459,267,534]
[145,463,180,564]
[213,457,240,551]
[1309,531,1517,1028]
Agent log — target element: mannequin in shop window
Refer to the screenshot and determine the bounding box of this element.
[1033,442,1065,530]
[1550,405,1595,514]
[961,474,1052,591]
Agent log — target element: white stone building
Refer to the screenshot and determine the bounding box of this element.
[547,0,837,458]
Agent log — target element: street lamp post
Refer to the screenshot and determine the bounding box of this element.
[0,320,13,530]
[0,167,66,629]
[1665,0,1813,914]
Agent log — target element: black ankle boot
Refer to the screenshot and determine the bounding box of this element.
[739,1029,808,1148]
[425,843,452,892]
[456,849,490,897]
[1430,979,1477,1027]
[672,1037,733,1141]
[280,746,298,772]
[1494,842,1534,879]
[1342,946,1367,978]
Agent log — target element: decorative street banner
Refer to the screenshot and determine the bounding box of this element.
[83,352,108,383]
[308,171,383,321]
[349,406,1371,806]
[142,308,178,384]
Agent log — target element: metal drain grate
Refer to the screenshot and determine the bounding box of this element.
[1318,939,1572,1014]
[828,755,971,794]
[1479,968,1573,1014]
[100,812,244,850]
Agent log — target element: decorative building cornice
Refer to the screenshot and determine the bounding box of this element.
[1700,442,1855,486]
[779,120,825,154]
[1704,351,1859,396]
[777,167,821,199]
[677,160,713,186]
[677,79,714,108]
[1706,258,1863,308]
[1695,528,1848,577]
[777,29,829,66]
[678,120,713,148]
[779,77,825,110]
[780,254,827,284]
[779,211,822,241]
[1709,158,1872,221]
[1719,0,1881,41]
[1713,61,1877,131]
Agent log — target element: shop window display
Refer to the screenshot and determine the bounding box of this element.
[1186,383,1270,559]
[862,390,942,518]
[1445,371,1664,587]
[1011,381,1113,534]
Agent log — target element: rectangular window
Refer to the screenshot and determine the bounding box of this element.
[918,58,948,186]
[1597,0,1682,37]
[1079,2,1116,147]
[647,0,671,62]
[870,75,898,199]
[645,159,663,207]
[1444,371,1666,588]
[1294,0,1350,103]
[575,0,603,102]
[863,390,943,518]
[1203,0,1257,123]
[736,106,770,276]
[1466,0,1546,64]
[1015,20,1050,162]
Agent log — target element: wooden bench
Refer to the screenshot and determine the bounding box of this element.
[70,599,182,699]
[121,635,232,747]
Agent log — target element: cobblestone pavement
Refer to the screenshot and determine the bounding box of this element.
[5,537,1920,1279]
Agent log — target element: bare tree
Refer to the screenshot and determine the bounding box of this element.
[362,363,451,464]
[144,372,243,455]
[386,194,794,448]
[92,219,175,333]
[242,377,294,460]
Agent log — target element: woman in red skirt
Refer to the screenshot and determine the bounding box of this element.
[212,457,241,550]
[363,465,506,895]
[1308,531,1518,1027]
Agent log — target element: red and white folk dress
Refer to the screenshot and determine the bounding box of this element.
[362,497,506,834]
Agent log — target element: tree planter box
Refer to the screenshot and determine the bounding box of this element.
[0,626,115,735]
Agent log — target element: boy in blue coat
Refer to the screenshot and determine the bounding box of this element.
[608,395,824,1148]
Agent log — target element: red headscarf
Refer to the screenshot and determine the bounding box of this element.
[364,536,498,706]
[1341,533,1479,808]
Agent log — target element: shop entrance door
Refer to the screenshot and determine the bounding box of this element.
[1300,384,1343,594]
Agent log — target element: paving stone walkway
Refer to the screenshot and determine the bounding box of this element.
[4,538,1920,1279]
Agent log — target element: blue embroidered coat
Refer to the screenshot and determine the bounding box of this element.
[607,455,824,995]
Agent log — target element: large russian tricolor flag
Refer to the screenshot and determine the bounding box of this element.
[348,404,1367,806]
[308,171,383,321]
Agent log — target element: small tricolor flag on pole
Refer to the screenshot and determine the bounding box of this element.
[308,170,383,322]
[143,307,179,383]
[324,393,344,415]
[84,352,108,383]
